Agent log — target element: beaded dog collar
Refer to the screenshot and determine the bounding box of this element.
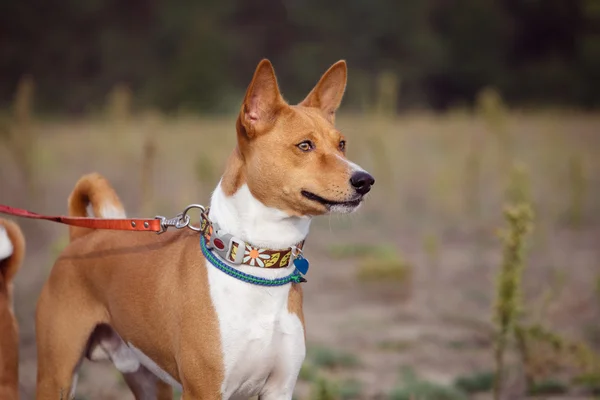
[199,235,305,285]
[197,209,305,269]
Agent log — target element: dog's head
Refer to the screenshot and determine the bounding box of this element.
[232,59,374,217]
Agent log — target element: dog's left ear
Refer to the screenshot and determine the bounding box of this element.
[300,60,347,124]
[240,59,286,137]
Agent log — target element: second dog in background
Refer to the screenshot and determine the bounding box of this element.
[0,219,25,400]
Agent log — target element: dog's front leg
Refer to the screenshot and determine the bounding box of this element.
[259,371,302,400]
[258,388,296,400]
[259,332,306,400]
[258,366,303,400]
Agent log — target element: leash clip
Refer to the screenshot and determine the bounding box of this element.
[154,213,189,234]
[154,204,205,234]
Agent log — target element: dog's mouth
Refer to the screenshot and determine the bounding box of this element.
[301,190,363,209]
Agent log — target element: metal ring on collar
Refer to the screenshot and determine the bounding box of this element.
[291,246,303,257]
[181,204,206,232]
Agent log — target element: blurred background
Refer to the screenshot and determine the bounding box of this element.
[1,0,600,399]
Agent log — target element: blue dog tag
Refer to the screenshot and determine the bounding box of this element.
[293,256,310,275]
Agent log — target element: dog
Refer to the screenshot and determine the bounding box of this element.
[0,219,25,400]
[35,59,374,400]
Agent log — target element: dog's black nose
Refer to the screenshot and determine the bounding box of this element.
[350,171,375,195]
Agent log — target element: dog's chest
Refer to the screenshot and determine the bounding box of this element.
[206,262,305,399]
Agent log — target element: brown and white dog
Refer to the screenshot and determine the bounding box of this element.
[0,219,25,400]
[35,60,374,399]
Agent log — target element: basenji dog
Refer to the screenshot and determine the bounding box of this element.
[35,59,374,400]
[0,219,25,400]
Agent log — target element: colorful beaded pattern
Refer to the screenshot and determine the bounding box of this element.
[200,235,303,286]
[199,212,303,269]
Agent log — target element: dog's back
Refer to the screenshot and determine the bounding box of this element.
[0,219,25,400]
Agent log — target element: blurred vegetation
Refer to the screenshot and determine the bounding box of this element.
[2,76,38,197]
[484,153,600,398]
[328,244,397,260]
[528,378,569,395]
[567,153,586,227]
[140,133,157,215]
[493,167,534,399]
[310,377,339,400]
[307,377,362,400]
[516,323,600,394]
[195,154,217,188]
[300,346,364,400]
[505,163,532,207]
[390,368,468,400]
[356,254,413,284]
[336,379,362,400]
[327,242,413,287]
[299,362,319,383]
[1,63,599,398]
[1,0,599,114]
[453,371,495,394]
[307,346,361,370]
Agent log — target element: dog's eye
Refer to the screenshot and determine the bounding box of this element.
[297,141,314,152]
[339,140,346,152]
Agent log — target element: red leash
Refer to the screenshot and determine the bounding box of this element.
[0,204,163,233]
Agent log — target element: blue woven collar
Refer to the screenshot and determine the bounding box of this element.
[200,235,304,286]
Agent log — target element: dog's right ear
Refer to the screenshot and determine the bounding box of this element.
[239,59,286,137]
[300,60,347,124]
[0,220,24,285]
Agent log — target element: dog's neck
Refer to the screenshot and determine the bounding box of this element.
[209,182,311,252]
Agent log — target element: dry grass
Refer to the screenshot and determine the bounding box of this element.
[356,254,412,283]
[3,75,39,200]
[1,109,600,399]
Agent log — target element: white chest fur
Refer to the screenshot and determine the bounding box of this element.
[207,183,309,399]
[206,263,305,399]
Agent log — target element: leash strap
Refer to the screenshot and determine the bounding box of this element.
[0,204,163,233]
[0,203,307,271]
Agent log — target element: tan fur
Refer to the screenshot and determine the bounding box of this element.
[0,219,25,400]
[287,283,305,340]
[36,227,224,399]
[36,59,359,399]
[68,173,125,241]
[38,176,225,399]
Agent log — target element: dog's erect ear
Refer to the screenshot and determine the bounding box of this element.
[240,59,285,137]
[300,60,347,123]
